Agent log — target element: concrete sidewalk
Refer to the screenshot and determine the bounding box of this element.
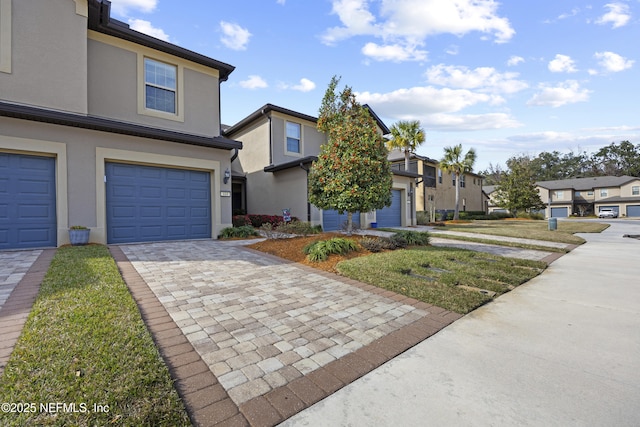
[284,220,640,426]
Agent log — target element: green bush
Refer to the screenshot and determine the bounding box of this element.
[391,230,430,246]
[218,225,259,239]
[389,234,408,249]
[277,221,321,236]
[416,211,430,225]
[303,238,359,262]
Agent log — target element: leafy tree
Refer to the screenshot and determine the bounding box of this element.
[495,156,545,217]
[479,162,505,185]
[440,144,477,220]
[308,76,393,234]
[588,141,640,177]
[386,120,425,171]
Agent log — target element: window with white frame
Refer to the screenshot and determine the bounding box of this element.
[438,169,442,184]
[452,173,456,186]
[286,122,301,154]
[0,0,11,74]
[600,189,608,197]
[460,175,466,188]
[555,190,564,199]
[633,186,639,196]
[144,58,177,114]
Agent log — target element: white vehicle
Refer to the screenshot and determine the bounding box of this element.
[598,208,618,218]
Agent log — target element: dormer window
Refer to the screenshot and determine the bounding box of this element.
[144,58,177,114]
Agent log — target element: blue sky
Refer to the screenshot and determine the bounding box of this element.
[110,0,638,172]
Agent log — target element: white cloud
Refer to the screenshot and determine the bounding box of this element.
[596,2,631,28]
[280,78,317,92]
[362,42,427,62]
[128,19,170,41]
[239,75,268,89]
[425,113,522,131]
[594,51,634,72]
[277,0,286,4]
[425,64,528,94]
[109,0,157,16]
[220,21,252,50]
[548,54,577,73]
[322,0,515,61]
[527,80,591,107]
[507,55,524,67]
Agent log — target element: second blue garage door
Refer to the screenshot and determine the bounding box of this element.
[627,205,640,217]
[106,163,211,244]
[322,210,360,232]
[376,190,402,227]
[551,207,568,218]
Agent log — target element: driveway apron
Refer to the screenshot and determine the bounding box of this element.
[115,240,461,426]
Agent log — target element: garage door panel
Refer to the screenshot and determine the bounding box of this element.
[322,210,360,232]
[551,207,568,217]
[106,162,211,244]
[0,153,56,249]
[626,205,640,217]
[376,190,402,227]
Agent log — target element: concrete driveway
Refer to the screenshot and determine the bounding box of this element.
[283,220,640,426]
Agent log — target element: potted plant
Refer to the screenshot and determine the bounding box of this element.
[69,225,90,246]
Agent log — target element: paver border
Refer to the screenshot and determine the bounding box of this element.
[0,249,56,376]
[110,244,462,427]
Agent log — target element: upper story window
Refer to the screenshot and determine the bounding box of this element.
[452,173,456,186]
[600,189,608,197]
[555,190,564,199]
[438,169,443,184]
[460,175,466,188]
[286,122,301,154]
[575,191,581,197]
[632,186,639,196]
[424,165,436,188]
[587,191,594,196]
[144,58,177,114]
[0,0,11,74]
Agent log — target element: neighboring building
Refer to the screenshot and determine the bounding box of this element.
[537,176,640,218]
[225,104,418,231]
[0,0,241,249]
[388,150,485,215]
[482,185,506,214]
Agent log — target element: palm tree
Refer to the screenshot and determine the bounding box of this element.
[386,120,426,172]
[440,144,477,220]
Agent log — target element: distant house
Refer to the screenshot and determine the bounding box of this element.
[484,176,640,218]
[482,185,505,214]
[0,0,241,249]
[388,150,485,215]
[225,104,419,231]
[537,176,640,218]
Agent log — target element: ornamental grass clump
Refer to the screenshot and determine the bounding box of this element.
[303,237,359,262]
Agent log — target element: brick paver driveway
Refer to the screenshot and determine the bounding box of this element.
[117,240,460,425]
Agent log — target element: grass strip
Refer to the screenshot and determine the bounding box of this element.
[441,220,608,244]
[430,233,569,253]
[337,246,546,314]
[0,245,190,427]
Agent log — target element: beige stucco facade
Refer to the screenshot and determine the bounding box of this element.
[228,105,416,228]
[0,0,239,249]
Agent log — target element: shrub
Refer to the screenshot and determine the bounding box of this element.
[416,211,430,225]
[232,214,300,228]
[392,230,430,246]
[359,236,397,252]
[219,225,259,239]
[277,221,320,236]
[303,238,359,262]
[389,234,408,249]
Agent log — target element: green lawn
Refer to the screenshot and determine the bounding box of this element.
[440,220,609,244]
[0,246,190,427]
[337,246,547,314]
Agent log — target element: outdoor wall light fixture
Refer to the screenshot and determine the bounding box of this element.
[223,168,230,184]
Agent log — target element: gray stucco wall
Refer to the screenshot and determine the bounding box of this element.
[0,0,88,113]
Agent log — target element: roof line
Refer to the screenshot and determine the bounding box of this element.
[0,101,242,150]
[88,0,235,81]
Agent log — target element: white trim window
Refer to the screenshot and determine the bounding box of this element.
[600,189,608,197]
[285,122,302,155]
[632,186,639,196]
[555,190,564,199]
[460,175,466,188]
[144,58,177,114]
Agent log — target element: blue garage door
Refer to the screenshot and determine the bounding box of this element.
[551,207,568,218]
[376,190,402,227]
[0,153,57,250]
[627,205,640,217]
[106,163,211,244]
[322,210,360,232]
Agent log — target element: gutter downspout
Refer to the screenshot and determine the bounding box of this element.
[300,163,311,222]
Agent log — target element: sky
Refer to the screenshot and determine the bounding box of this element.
[109,0,639,172]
